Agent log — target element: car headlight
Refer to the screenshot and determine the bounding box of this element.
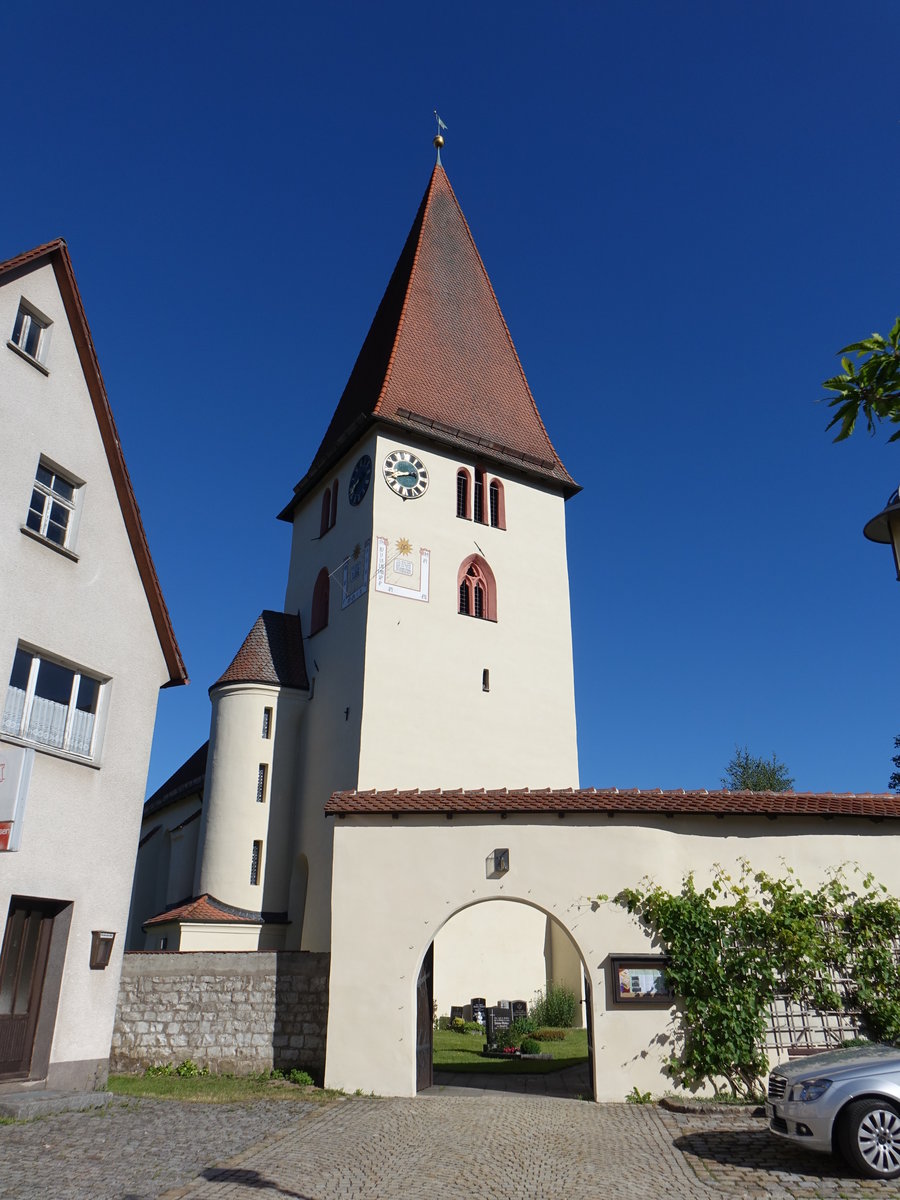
[794,1078,832,1102]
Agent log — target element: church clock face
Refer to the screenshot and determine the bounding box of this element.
[382,450,429,500]
[348,454,372,506]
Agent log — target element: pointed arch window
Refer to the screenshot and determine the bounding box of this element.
[489,479,505,529]
[457,555,497,621]
[311,567,330,635]
[456,469,471,520]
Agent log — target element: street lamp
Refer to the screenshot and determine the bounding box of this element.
[863,486,900,580]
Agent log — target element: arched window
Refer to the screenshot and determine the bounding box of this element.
[330,479,339,528]
[473,468,485,524]
[457,555,497,621]
[456,469,471,519]
[311,567,330,634]
[489,479,505,529]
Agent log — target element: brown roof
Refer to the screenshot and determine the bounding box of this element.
[280,166,577,517]
[212,611,308,691]
[325,787,900,819]
[144,742,208,817]
[0,240,187,687]
[143,893,286,928]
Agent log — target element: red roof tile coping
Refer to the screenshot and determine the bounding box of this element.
[281,166,577,516]
[143,894,263,927]
[0,241,186,686]
[325,787,900,819]
[213,611,308,691]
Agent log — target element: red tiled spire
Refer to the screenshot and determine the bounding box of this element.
[281,166,577,516]
[212,611,308,691]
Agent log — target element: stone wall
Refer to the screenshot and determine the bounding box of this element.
[111,951,329,1076]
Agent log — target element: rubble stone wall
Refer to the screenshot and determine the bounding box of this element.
[110,951,329,1076]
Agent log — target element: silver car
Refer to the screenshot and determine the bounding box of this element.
[767,1045,900,1179]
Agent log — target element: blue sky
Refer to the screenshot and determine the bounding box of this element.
[4,1,899,796]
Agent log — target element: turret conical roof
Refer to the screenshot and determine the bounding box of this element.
[281,165,576,516]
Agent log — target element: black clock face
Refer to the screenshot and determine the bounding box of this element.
[348,454,372,506]
[383,450,429,499]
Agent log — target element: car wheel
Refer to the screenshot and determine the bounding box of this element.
[838,1099,900,1179]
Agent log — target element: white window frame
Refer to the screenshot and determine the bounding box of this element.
[1,646,108,763]
[22,457,84,556]
[9,298,52,372]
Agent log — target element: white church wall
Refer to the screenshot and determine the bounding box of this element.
[358,432,579,790]
[196,681,283,913]
[282,435,378,951]
[432,902,549,1021]
[326,812,900,1100]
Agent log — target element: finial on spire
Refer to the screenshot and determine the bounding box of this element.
[433,110,447,163]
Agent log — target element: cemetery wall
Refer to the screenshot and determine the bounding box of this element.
[110,950,329,1075]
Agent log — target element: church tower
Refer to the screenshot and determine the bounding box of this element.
[278,159,580,951]
[139,155,581,979]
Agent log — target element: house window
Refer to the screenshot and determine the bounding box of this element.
[330,479,338,529]
[262,707,272,739]
[456,469,471,519]
[473,468,485,524]
[1,646,103,758]
[483,668,490,692]
[10,300,51,367]
[250,840,262,886]
[489,479,506,529]
[310,567,329,635]
[256,763,268,804]
[25,460,80,550]
[457,555,497,621]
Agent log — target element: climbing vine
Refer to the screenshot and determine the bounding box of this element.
[614,863,900,1100]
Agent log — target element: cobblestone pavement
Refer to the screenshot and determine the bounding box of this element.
[4,1092,900,1200]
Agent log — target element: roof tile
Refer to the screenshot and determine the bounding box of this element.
[281,167,577,514]
[325,787,900,819]
[213,611,308,691]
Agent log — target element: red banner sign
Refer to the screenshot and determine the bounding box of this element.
[0,823,11,852]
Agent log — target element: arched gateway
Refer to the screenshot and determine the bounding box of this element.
[324,785,900,1101]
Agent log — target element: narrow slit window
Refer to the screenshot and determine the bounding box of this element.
[482,668,490,692]
[250,840,262,886]
[256,763,268,804]
[489,479,505,529]
[456,469,470,519]
[262,707,272,739]
[473,468,485,524]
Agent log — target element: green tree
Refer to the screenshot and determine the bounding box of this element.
[889,735,900,792]
[822,317,900,442]
[722,746,794,792]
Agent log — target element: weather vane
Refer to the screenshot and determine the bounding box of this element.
[433,110,447,162]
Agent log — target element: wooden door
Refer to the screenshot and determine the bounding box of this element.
[0,900,55,1080]
[415,944,434,1091]
[583,967,595,1100]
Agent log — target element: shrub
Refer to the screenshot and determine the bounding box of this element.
[451,1017,466,1033]
[463,1020,484,1035]
[494,1016,535,1050]
[436,1015,452,1031]
[520,1038,541,1055]
[531,982,578,1029]
[533,1027,566,1041]
[289,1069,315,1086]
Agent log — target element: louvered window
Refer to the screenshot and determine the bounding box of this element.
[256,764,267,804]
[250,841,262,886]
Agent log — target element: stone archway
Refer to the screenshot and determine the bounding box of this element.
[415,897,595,1099]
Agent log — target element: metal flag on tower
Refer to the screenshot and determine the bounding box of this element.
[433,110,447,162]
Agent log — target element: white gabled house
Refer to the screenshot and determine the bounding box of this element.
[0,240,186,1095]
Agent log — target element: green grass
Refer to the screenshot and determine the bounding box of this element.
[107,1073,342,1103]
[433,1028,588,1074]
